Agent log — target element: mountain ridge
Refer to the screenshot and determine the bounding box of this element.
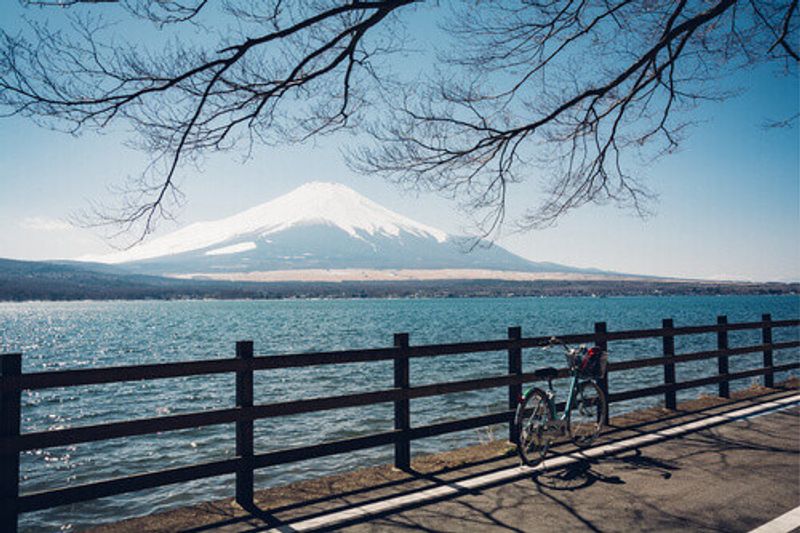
[78,182,607,279]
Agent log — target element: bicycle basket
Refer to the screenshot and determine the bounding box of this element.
[577,347,608,379]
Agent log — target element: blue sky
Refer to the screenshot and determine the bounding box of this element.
[0,3,798,281]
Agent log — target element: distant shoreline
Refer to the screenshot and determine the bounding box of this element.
[2,257,797,302]
[2,278,797,302]
[169,268,674,283]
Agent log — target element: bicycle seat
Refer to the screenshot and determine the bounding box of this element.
[533,367,559,380]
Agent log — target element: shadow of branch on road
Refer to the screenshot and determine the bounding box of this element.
[364,495,530,533]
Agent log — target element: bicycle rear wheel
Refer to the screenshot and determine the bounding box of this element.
[515,388,553,466]
[568,380,606,447]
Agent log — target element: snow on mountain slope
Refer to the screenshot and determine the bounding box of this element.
[81,182,448,264]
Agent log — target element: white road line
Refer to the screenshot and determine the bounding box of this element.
[268,394,800,533]
[749,505,800,533]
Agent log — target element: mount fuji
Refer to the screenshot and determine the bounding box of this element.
[79,182,608,280]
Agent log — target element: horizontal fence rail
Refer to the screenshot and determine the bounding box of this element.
[1,314,798,531]
[4,318,797,393]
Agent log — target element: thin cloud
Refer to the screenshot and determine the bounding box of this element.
[19,216,73,232]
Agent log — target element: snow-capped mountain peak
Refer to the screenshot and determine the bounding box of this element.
[247,181,448,243]
[81,182,448,264]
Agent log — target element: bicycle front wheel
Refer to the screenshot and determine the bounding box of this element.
[568,380,606,447]
[515,388,553,466]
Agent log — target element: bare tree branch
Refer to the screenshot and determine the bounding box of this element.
[1,0,797,245]
[354,0,797,237]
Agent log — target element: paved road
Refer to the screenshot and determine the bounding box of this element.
[92,393,800,533]
[339,402,800,532]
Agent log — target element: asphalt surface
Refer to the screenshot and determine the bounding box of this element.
[340,402,800,532]
[87,390,800,533]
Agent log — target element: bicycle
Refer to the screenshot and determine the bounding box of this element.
[513,337,608,466]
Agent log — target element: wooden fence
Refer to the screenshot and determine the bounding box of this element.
[1,313,798,531]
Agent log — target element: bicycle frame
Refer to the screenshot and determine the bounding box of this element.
[526,366,581,427]
[561,370,581,419]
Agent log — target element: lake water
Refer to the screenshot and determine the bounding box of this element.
[1,295,798,532]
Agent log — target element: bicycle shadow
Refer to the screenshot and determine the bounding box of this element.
[530,448,678,492]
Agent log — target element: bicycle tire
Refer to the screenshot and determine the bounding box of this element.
[514,387,553,466]
[567,380,606,447]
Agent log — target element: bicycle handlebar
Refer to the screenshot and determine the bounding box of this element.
[546,336,574,352]
[546,336,592,369]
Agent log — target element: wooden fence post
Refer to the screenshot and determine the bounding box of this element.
[594,322,610,425]
[235,341,254,509]
[762,314,774,388]
[508,326,522,444]
[1,353,22,533]
[393,333,411,471]
[717,316,730,398]
[662,319,676,409]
